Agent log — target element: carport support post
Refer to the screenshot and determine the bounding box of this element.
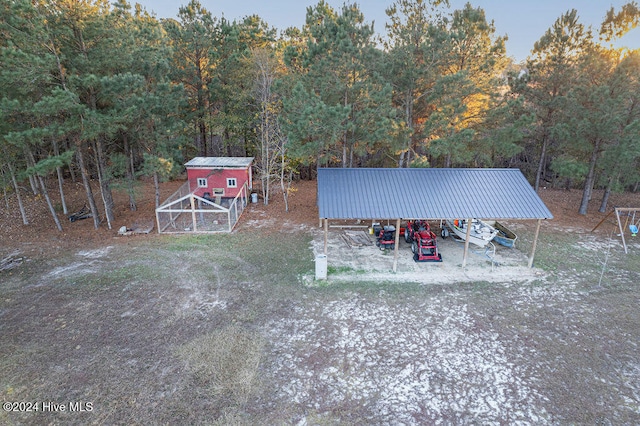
[392,218,401,273]
[323,218,328,255]
[461,218,473,268]
[528,219,542,268]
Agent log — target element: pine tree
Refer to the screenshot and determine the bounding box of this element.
[283,1,400,168]
[383,0,449,167]
[519,10,592,191]
[164,0,217,157]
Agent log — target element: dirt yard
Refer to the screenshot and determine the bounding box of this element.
[1,177,640,424]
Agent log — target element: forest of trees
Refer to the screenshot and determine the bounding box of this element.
[1,0,639,231]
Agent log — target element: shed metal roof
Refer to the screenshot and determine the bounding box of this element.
[317,168,553,220]
[185,157,254,168]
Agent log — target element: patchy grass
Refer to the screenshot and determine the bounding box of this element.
[327,265,367,275]
[1,226,640,424]
[177,326,265,405]
[327,265,354,274]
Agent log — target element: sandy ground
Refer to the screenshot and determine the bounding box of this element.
[265,293,550,424]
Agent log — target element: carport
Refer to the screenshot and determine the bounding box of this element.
[317,168,553,272]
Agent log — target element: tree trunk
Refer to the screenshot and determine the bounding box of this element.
[599,174,616,213]
[199,121,207,157]
[224,130,232,157]
[56,166,68,215]
[342,143,347,168]
[25,149,39,195]
[68,142,77,182]
[94,139,114,229]
[2,169,9,211]
[52,139,68,215]
[153,171,161,209]
[28,174,38,195]
[37,175,62,232]
[8,163,28,225]
[280,149,289,212]
[195,47,208,157]
[399,91,414,168]
[261,175,269,206]
[398,150,406,168]
[76,146,100,229]
[349,142,354,168]
[534,136,548,192]
[261,105,270,205]
[124,136,137,211]
[578,142,600,215]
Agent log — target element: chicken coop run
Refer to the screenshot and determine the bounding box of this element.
[155,157,253,234]
[155,180,249,233]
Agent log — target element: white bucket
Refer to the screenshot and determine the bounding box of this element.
[251,193,258,203]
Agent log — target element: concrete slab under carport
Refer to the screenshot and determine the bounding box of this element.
[311,222,544,284]
[321,216,544,273]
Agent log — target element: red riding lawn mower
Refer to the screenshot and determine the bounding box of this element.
[404,220,443,262]
[373,223,396,250]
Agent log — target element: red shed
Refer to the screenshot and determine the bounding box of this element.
[185,157,253,199]
[155,157,254,234]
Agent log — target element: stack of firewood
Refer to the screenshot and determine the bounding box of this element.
[341,230,373,248]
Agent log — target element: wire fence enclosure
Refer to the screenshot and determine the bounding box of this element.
[156,181,249,234]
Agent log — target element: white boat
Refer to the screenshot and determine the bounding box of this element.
[443,218,499,248]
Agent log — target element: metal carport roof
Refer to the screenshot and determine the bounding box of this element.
[317,168,553,220]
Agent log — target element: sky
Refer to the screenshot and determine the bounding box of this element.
[131,0,639,62]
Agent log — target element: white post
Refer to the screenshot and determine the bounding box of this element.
[462,218,472,268]
[190,195,197,232]
[392,218,401,273]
